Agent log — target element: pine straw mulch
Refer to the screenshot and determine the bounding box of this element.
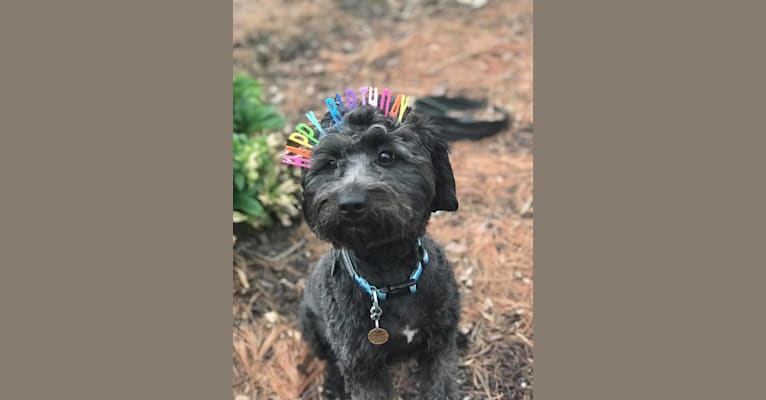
[233,0,532,398]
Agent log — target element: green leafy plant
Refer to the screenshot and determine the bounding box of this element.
[234,74,285,135]
[233,74,300,229]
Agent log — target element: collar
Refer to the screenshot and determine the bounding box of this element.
[338,238,430,301]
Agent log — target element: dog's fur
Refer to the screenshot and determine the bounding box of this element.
[298,105,461,399]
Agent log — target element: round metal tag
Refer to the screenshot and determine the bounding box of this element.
[367,327,390,345]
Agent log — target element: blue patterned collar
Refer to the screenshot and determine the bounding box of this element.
[339,238,430,301]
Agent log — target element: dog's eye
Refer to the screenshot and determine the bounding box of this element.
[377,151,395,164]
[327,159,338,169]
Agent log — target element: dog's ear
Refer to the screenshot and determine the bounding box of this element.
[407,111,458,212]
[428,131,459,212]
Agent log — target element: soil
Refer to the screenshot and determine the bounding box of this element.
[233,0,533,398]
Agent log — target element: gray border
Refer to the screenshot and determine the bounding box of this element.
[536,0,766,398]
[0,1,232,398]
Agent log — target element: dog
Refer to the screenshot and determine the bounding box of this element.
[298,104,461,399]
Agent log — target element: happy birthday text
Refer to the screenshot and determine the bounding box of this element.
[281,86,413,169]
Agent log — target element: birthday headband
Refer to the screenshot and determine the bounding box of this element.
[281,86,414,169]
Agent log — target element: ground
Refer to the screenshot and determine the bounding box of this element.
[233,0,533,398]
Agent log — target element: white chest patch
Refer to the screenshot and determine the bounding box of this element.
[402,326,419,344]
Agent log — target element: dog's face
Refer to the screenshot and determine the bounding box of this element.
[301,105,457,248]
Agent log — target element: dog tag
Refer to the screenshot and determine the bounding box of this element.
[367,327,389,345]
[367,291,388,345]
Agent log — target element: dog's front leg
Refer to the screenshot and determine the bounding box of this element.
[418,336,459,400]
[342,360,392,400]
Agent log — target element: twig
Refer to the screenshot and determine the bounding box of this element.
[427,41,529,75]
[253,239,306,262]
[427,42,501,75]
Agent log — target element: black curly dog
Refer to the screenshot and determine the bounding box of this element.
[298,105,461,399]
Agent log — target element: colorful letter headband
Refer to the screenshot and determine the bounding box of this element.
[281,86,413,169]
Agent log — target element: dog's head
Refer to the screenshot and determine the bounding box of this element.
[300,105,457,248]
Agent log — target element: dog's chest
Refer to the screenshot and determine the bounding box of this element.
[374,298,431,353]
[378,322,424,355]
[382,319,421,344]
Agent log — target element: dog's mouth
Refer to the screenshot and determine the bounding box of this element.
[339,224,372,239]
[334,222,413,247]
[340,218,368,227]
[311,196,421,246]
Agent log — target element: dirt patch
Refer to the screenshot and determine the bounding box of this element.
[233,0,533,398]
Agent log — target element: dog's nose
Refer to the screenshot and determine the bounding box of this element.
[338,191,368,220]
